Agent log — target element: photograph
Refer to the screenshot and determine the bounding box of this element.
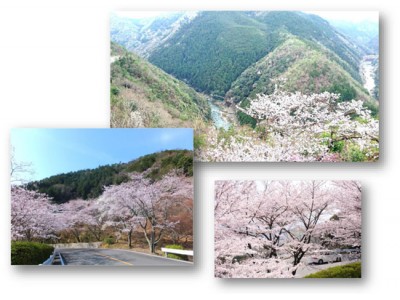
[10,128,194,266]
[110,11,379,162]
[214,180,362,278]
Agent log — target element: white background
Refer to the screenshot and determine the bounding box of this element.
[0,0,398,298]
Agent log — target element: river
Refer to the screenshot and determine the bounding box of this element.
[207,98,232,130]
[360,55,378,96]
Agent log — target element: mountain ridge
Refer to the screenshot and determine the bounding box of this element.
[226,36,375,110]
[26,150,193,204]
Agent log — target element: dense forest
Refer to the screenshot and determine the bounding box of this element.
[26,150,193,204]
[147,11,364,96]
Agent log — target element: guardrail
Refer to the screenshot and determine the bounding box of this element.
[53,242,102,249]
[40,251,65,266]
[161,248,194,258]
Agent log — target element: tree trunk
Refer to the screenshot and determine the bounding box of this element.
[25,229,32,241]
[128,229,132,249]
[72,229,81,243]
[292,249,305,275]
[150,229,155,253]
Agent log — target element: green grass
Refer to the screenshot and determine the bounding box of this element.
[163,244,187,261]
[304,262,361,278]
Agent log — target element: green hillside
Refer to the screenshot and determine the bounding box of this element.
[227,37,376,111]
[26,150,193,204]
[149,11,282,97]
[148,11,365,96]
[252,11,363,78]
[110,42,211,128]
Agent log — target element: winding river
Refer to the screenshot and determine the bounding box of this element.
[360,55,378,96]
[207,98,231,130]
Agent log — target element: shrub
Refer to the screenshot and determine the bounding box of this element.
[103,237,115,245]
[332,140,345,153]
[347,146,366,162]
[328,82,357,102]
[304,262,361,278]
[164,244,187,261]
[237,111,257,128]
[363,101,379,117]
[11,241,54,265]
[111,86,120,96]
[129,101,138,112]
[194,134,206,149]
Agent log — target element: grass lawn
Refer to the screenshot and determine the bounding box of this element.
[304,262,361,278]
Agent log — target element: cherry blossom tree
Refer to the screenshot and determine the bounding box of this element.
[319,181,362,248]
[168,198,193,245]
[215,181,293,278]
[99,172,193,252]
[283,181,336,269]
[60,199,86,242]
[10,146,34,185]
[196,92,378,162]
[84,200,107,241]
[59,199,102,242]
[214,180,362,278]
[11,186,61,241]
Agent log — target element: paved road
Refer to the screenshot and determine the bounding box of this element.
[57,248,193,266]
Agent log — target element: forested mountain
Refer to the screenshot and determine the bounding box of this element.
[111,11,378,106]
[226,36,377,115]
[145,11,365,96]
[26,150,193,204]
[111,42,211,128]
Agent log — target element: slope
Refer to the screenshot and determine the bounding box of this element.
[148,11,282,97]
[227,37,375,106]
[26,150,193,204]
[110,42,211,128]
[147,11,365,96]
[111,12,198,58]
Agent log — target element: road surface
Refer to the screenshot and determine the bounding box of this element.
[56,248,193,266]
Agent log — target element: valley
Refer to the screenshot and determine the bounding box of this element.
[207,97,232,130]
[110,11,380,162]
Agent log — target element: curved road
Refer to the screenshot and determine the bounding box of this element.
[56,248,193,266]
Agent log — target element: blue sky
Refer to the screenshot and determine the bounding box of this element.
[11,128,193,181]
